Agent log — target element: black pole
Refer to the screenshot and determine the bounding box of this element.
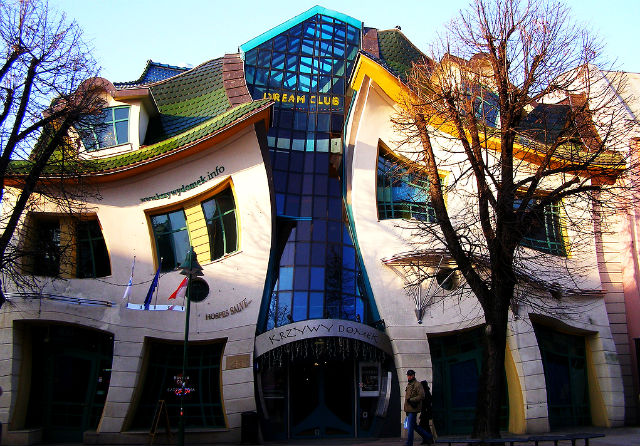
[178,263,193,446]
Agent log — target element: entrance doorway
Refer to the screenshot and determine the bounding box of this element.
[290,359,354,438]
[534,324,591,428]
[429,327,508,435]
[256,336,395,440]
[23,323,113,443]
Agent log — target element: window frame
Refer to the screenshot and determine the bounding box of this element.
[76,217,112,278]
[145,181,240,271]
[81,105,130,151]
[23,213,111,278]
[376,148,437,222]
[200,188,239,262]
[516,197,567,256]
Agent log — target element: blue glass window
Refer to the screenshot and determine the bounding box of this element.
[377,152,436,221]
[246,13,374,331]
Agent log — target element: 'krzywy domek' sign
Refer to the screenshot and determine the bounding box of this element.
[254,319,393,356]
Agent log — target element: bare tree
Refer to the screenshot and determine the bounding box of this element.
[392,0,634,438]
[0,0,104,307]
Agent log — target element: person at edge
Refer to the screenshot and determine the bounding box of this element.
[404,370,433,446]
[418,379,435,444]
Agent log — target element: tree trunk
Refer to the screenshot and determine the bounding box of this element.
[473,291,510,439]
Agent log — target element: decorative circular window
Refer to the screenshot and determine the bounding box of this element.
[436,268,458,291]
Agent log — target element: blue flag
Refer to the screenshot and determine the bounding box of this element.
[143,266,161,310]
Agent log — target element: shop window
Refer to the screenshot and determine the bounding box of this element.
[24,214,110,278]
[80,106,130,151]
[516,199,566,256]
[150,209,190,272]
[130,340,225,429]
[377,152,435,221]
[201,188,238,261]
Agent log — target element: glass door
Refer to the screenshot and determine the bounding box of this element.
[290,359,355,438]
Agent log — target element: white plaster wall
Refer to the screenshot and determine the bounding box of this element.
[0,125,273,437]
[344,79,626,432]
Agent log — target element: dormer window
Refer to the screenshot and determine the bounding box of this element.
[81,106,130,151]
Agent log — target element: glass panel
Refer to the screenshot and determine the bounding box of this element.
[114,121,129,144]
[77,220,111,278]
[34,218,61,276]
[113,107,129,121]
[309,292,324,318]
[292,291,308,321]
[279,267,294,290]
[151,209,189,271]
[309,267,324,290]
[202,189,238,261]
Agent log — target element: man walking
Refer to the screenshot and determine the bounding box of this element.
[404,370,433,446]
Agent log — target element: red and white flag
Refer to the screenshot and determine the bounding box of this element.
[169,277,188,301]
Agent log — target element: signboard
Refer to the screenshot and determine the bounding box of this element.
[261,91,343,111]
[254,318,392,357]
[140,166,225,202]
[359,362,381,397]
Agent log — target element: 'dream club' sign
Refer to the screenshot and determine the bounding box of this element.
[262,92,342,111]
[254,319,393,357]
[140,165,225,202]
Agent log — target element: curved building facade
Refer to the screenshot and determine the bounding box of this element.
[0,6,629,445]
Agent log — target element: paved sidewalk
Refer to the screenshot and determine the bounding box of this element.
[263,426,639,446]
[44,426,639,446]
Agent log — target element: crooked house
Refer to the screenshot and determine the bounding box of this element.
[0,6,630,444]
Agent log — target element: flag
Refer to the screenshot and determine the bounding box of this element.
[169,277,188,301]
[122,257,135,303]
[143,266,161,310]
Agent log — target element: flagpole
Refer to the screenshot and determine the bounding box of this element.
[153,257,162,310]
[129,255,135,305]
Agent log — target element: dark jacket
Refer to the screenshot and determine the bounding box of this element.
[404,377,424,413]
[419,380,433,428]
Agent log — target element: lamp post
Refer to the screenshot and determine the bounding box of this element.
[177,247,203,446]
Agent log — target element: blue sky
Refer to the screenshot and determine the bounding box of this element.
[50,0,639,83]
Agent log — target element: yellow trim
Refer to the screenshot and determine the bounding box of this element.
[59,216,76,278]
[505,343,526,434]
[350,54,623,181]
[184,203,210,262]
[585,334,610,427]
[557,200,572,258]
[351,56,409,105]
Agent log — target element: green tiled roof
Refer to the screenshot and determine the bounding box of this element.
[146,58,230,143]
[8,55,271,177]
[377,29,427,81]
[8,99,270,176]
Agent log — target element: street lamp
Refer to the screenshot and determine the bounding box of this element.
[177,247,203,446]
